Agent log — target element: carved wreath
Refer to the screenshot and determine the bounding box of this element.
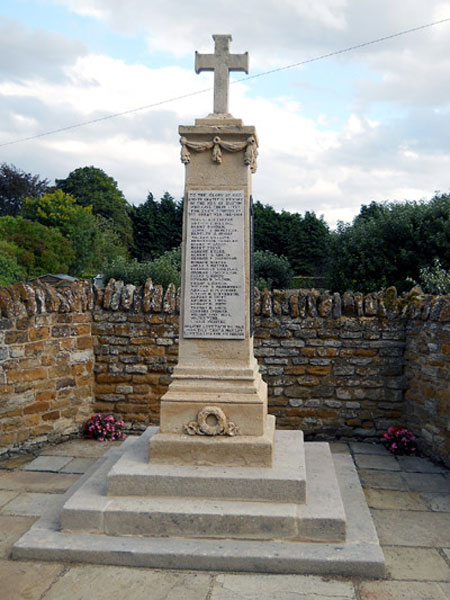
[183,406,239,437]
[180,135,258,173]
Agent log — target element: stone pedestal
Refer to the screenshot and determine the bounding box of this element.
[149,115,273,466]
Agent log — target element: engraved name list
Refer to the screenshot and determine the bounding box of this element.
[183,190,245,339]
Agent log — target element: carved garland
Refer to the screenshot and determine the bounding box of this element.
[180,135,258,173]
[183,406,239,437]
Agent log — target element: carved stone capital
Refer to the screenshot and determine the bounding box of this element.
[180,134,258,172]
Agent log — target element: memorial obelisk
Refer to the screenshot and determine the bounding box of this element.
[149,34,274,466]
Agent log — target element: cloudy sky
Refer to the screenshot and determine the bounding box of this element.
[1,0,449,227]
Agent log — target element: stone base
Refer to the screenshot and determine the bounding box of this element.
[149,415,275,467]
[12,430,385,576]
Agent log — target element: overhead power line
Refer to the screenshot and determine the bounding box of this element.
[1,16,449,148]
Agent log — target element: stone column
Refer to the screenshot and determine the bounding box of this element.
[149,115,275,466]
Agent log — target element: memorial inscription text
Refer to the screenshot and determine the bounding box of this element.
[183,190,245,339]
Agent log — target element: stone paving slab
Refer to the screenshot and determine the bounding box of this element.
[364,488,427,511]
[383,545,450,581]
[0,490,19,509]
[59,458,97,474]
[0,514,36,557]
[329,442,349,454]
[1,492,63,517]
[359,580,449,599]
[420,493,450,512]
[0,558,64,600]
[41,439,124,458]
[402,472,450,493]
[0,471,79,493]
[358,469,408,491]
[397,456,448,474]
[22,455,73,472]
[354,454,400,471]
[349,442,389,455]
[372,509,450,546]
[0,455,35,470]
[40,565,212,600]
[443,548,450,561]
[211,573,356,599]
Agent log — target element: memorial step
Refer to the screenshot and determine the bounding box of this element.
[60,429,346,543]
[107,426,306,503]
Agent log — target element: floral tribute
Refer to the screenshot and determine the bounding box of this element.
[383,425,417,455]
[83,413,126,442]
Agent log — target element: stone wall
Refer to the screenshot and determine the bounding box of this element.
[0,279,448,466]
[0,282,94,454]
[405,317,450,465]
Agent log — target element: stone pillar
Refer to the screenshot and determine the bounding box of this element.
[149,115,275,466]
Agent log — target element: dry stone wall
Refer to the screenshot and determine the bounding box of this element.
[0,278,448,465]
[0,281,94,454]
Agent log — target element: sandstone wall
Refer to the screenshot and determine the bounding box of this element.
[0,282,94,453]
[0,279,448,466]
[405,317,450,465]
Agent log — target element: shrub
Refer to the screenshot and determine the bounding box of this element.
[102,247,181,289]
[254,250,292,289]
[417,258,450,295]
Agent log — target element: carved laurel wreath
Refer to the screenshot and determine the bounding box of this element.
[180,135,258,173]
[183,406,239,437]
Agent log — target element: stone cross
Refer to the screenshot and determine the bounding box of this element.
[195,34,249,114]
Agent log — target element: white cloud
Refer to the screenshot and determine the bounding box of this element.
[1,2,449,228]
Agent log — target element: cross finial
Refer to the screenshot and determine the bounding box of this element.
[195,34,249,114]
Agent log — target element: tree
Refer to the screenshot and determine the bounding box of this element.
[0,240,26,286]
[254,250,292,289]
[55,166,133,248]
[253,201,330,276]
[327,194,450,293]
[0,163,49,217]
[129,192,183,261]
[24,190,128,276]
[0,216,74,277]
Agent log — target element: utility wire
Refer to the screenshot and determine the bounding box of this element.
[1,16,449,148]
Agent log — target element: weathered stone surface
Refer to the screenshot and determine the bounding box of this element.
[358,469,408,491]
[211,574,356,599]
[0,515,36,557]
[359,581,449,600]
[43,565,212,600]
[0,558,63,600]
[383,546,450,581]
[364,488,427,511]
[0,492,63,517]
[372,509,450,546]
[0,471,79,493]
[353,454,400,471]
[420,493,450,512]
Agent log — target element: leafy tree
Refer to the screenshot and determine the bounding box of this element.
[0,241,26,285]
[0,216,74,277]
[129,192,183,261]
[254,250,292,289]
[24,190,128,276]
[0,163,49,217]
[55,166,133,248]
[253,201,330,276]
[327,194,450,293]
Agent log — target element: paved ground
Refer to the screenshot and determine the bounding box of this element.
[0,438,448,600]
